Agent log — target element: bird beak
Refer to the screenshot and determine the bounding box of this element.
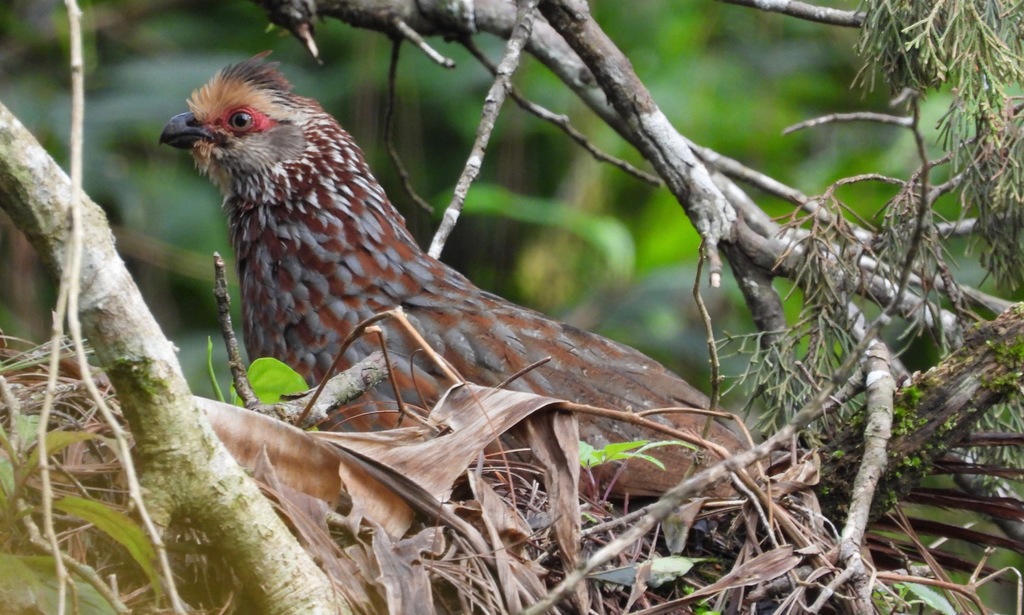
[159,112,213,149]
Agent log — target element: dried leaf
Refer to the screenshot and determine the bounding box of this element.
[469,472,532,553]
[624,560,652,610]
[681,546,800,604]
[771,450,820,495]
[520,410,588,609]
[335,446,416,538]
[662,498,707,554]
[250,447,357,591]
[372,527,442,615]
[201,396,420,537]
[200,397,343,505]
[467,473,540,613]
[319,384,563,501]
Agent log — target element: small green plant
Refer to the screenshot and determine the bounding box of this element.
[206,337,225,402]
[579,439,693,470]
[892,582,956,615]
[693,603,722,615]
[683,587,722,615]
[207,339,309,406]
[579,439,695,502]
[235,357,308,405]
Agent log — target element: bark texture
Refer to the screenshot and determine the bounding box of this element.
[820,304,1024,521]
[0,101,347,615]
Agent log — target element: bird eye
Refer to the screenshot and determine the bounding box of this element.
[228,111,254,131]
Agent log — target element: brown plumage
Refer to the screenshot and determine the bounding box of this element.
[160,55,744,495]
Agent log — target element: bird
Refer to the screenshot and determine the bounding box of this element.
[160,54,745,496]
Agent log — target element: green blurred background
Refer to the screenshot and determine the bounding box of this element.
[5,3,1024,608]
[0,0,952,401]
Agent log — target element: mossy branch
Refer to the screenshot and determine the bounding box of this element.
[0,100,348,614]
[820,304,1024,521]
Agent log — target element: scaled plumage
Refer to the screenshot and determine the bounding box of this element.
[161,56,744,495]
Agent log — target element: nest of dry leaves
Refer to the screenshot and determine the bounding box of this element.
[1,333,1022,614]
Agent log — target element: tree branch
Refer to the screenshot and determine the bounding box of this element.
[820,304,1024,522]
[428,0,541,258]
[538,0,736,285]
[718,0,864,27]
[0,100,347,614]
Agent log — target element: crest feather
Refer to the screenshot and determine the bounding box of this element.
[188,52,294,121]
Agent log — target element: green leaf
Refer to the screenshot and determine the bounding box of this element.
[578,441,601,468]
[53,496,162,602]
[0,457,13,510]
[623,452,666,470]
[579,439,694,469]
[899,582,956,615]
[207,336,225,403]
[601,440,651,458]
[27,431,100,470]
[648,555,699,587]
[0,553,118,615]
[14,413,40,450]
[247,357,308,404]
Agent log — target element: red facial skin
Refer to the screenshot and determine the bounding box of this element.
[215,106,278,135]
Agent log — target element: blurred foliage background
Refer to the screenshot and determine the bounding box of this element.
[4,4,1024,610]
[0,0,974,405]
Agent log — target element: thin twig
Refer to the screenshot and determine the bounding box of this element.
[814,342,893,612]
[717,0,864,27]
[495,356,551,389]
[390,15,456,68]
[935,217,976,237]
[730,473,781,549]
[60,4,185,610]
[387,307,462,383]
[428,0,541,258]
[874,571,988,613]
[928,172,965,203]
[293,23,321,63]
[38,4,86,609]
[882,97,933,321]
[693,240,723,415]
[296,310,396,426]
[461,37,661,186]
[260,352,391,428]
[296,306,463,426]
[581,504,655,537]
[213,253,259,408]
[366,325,409,426]
[384,39,435,214]
[783,112,913,135]
[562,402,731,461]
[0,375,22,455]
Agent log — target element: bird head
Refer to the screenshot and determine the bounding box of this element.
[159,54,310,195]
